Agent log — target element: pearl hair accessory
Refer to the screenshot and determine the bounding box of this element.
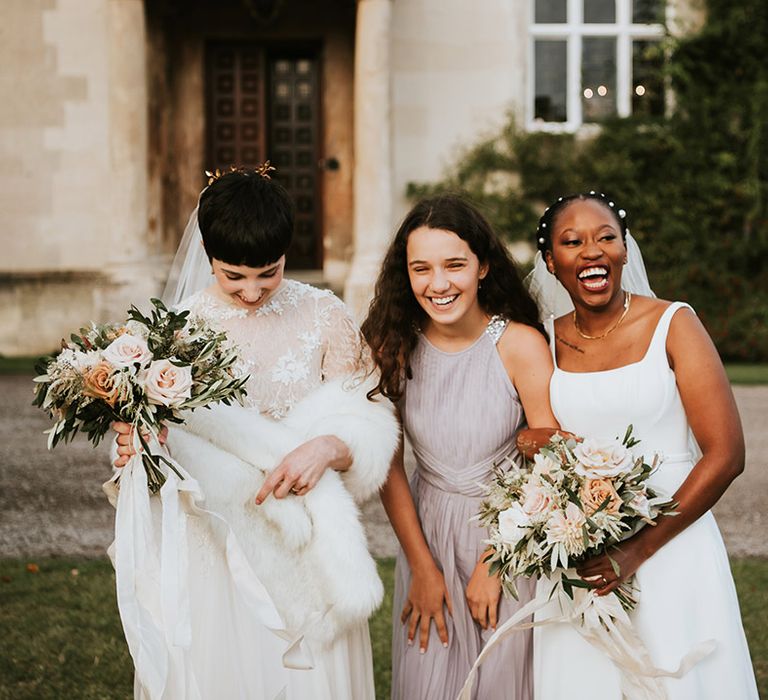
[535,191,629,253]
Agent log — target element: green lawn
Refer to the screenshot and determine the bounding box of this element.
[725,364,768,385]
[0,556,765,699]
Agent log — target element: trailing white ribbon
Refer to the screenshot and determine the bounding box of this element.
[104,436,320,700]
[457,571,716,700]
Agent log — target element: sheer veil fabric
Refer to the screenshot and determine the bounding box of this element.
[162,205,215,307]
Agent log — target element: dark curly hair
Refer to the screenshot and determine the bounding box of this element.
[535,191,629,256]
[361,194,546,401]
[198,168,295,267]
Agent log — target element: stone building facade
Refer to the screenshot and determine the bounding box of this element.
[0,0,699,355]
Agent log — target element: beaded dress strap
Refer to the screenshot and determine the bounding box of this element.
[485,315,508,344]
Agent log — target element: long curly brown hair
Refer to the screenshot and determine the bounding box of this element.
[361,194,546,401]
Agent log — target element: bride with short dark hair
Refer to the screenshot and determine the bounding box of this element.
[110,166,398,700]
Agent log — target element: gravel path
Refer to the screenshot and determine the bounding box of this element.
[1,375,765,559]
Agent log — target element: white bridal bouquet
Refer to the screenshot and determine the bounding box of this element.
[459,429,691,699]
[33,298,248,491]
[479,427,676,610]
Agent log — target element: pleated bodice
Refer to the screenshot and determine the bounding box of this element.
[401,322,525,496]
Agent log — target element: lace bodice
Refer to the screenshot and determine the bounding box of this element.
[180,280,365,419]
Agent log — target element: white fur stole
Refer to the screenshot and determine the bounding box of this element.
[166,376,398,645]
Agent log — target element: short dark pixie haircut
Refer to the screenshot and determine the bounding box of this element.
[197,169,294,267]
[535,191,629,255]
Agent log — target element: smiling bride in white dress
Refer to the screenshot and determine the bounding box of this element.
[521,192,758,699]
[110,167,398,700]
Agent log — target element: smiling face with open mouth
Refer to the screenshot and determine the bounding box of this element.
[406,226,488,329]
[546,199,627,310]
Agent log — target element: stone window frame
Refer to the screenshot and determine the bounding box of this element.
[527,0,666,132]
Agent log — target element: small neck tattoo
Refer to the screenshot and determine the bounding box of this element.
[556,335,585,354]
[572,291,632,341]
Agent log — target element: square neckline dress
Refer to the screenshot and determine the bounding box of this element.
[533,302,758,699]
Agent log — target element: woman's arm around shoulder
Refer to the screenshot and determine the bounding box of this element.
[497,321,559,429]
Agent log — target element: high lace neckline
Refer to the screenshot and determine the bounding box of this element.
[180,280,364,418]
[199,280,294,319]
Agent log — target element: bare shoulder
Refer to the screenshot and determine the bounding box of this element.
[497,321,552,368]
[627,294,673,321]
[665,301,711,348]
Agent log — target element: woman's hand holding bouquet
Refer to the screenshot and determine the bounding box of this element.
[34,298,248,491]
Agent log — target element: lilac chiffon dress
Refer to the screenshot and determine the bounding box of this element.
[392,317,535,700]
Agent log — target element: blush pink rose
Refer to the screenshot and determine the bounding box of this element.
[141,359,192,407]
[520,481,553,519]
[103,334,152,368]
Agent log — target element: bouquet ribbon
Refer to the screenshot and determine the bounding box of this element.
[457,572,716,700]
[104,435,321,700]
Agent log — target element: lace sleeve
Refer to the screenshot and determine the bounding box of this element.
[317,294,370,381]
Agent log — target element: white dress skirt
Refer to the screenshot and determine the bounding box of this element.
[534,303,758,699]
[130,501,374,700]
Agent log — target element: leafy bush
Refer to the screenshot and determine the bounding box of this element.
[406,0,768,361]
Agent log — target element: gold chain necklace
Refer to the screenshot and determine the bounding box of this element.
[572,291,632,340]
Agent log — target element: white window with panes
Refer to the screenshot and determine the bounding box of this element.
[529,0,665,131]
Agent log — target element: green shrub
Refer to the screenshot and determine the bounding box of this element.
[406,0,768,361]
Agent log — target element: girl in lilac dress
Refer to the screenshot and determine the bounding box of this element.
[362,195,557,700]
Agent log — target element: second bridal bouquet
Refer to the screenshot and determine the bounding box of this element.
[479,427,676,610]
[460,433,703,700]
[33,298,248,492]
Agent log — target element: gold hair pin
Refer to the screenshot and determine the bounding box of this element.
[205,160,276,185]
[255,160,276,179]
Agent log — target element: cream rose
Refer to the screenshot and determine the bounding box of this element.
[580,478,622,516]
[103,334,152,368]
[498,503,531,545]
[141,359,193,407]
[520,481,554,520]
[82,361,120,406]
[573,437,634,479]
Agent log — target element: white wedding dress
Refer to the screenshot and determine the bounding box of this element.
[108,279,397,700]
[534,302,758,699]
